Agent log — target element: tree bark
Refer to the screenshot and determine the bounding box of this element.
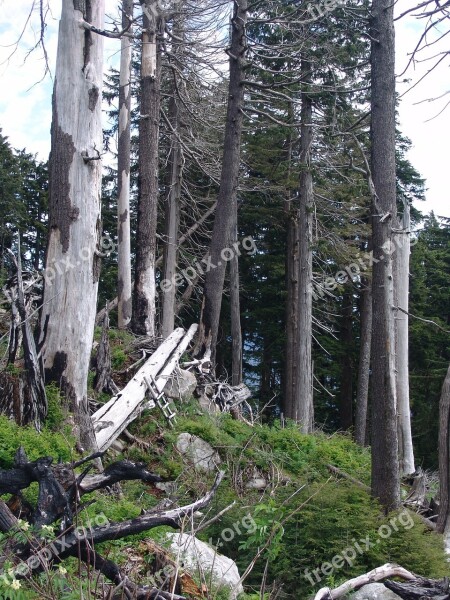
[289,58,314,432]
[395,200,415,475]
[38,0,105,451]
[354,278,372,446]
[230,203,243,386]
[161,60,183,338]
[194,0,248,366]
[117,0,133,330]
[437,364,450,534]
[132,0,162,336]
[283,104,298,418]
[339,289,353,431]
[370,0,400,511]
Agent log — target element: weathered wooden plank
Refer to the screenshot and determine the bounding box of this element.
[92,327,186,451]
[153,324,199,393]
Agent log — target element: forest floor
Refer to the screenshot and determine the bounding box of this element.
[0,327,448,599]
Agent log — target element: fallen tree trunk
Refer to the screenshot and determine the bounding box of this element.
[313,563,417,599]
[92,324,197,451]
[385,577,450,599]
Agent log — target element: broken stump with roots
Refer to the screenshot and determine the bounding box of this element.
[0,446,224,599]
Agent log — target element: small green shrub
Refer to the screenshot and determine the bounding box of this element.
[111,347,127,370]
[0,416,74,470]
[44,383,65,431]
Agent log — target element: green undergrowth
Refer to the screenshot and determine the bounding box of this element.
[118,400,448,598]
[0,391,447,599]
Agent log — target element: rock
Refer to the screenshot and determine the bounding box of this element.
[350,583,402,599]
[245,467,267,490]
[163,368,197,400]
[198,393,219,413]
[176,433,221,472]
[165,533,243,599]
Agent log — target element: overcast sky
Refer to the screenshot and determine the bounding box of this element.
[0,0,449,220]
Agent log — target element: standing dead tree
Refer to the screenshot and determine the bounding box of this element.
[1,243,47,429]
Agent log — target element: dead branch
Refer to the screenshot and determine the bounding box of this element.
[313,563,418,599]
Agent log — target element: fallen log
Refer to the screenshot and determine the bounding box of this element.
[385,577,450,599]
[92,324,197,451]
[313,563,417,599]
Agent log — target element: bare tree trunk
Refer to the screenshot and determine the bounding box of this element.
[161,88,182,338]
[354,278,372,446]
[370,0,400,511]
[283,104,298,418]
[395,200,415,475]
[194,0,248,366]
[339,289,353,431]
[38,0,105,451]
[230,203,242,386]
[117,0,133,330]
[437,364,450,534]
[132,0,161,336]
[290,59,314,432]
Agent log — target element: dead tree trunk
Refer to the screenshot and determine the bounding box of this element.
[117,0,134,330]
[290,58,314,432]
[230,201,243,386]
[37,0,105,451]
[395,200,415,476]
[437,363,450,534]
[161,81,183,338]
[370,0,400,512]
[194,0,248,367]
[132,0,162,336]
[283,105,298,417]
[339,289,353,431]
[354,278,372,446]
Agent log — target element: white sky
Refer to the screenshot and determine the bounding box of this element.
[0,0,449,219]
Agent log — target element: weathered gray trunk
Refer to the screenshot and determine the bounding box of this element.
[194,0,248,366]
[354,279,372,446]
[117,0,133,330]
[161,90,182,338]
[38,0,105,450]
[370,0,400,511]
[395,201,415,475]
[132,0,161,336]
[290,61,314,432]
[230,204,242,386]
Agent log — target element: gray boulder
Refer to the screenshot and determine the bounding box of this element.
[166,533,243,599]
[176,432,221,472]
[245,467,267,490]
[351,583,402,599]
[163,368,197,400]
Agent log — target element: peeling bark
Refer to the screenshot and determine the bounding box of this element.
[132,0,162,336]
[117,0,133,329]
[38,0,105,451]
